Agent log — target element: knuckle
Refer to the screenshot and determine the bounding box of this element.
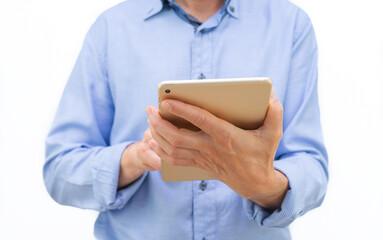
[137,144,147,156]
[168,148,179,158]
[193,112,207,126]
[169,135,183,147]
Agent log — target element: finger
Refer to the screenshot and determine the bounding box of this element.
[146,105,202,150]
[141,145,161,171]
[160,99,233,139]
[143,128,152,143]
[136,142,161,171]
[260,88,283,137]
[270,87,277,101]
[148,118,200,161]
[149,140,197,167]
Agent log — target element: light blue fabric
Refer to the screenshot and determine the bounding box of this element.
[43,0,328,239]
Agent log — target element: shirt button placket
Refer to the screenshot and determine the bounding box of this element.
[191,30,202,80]
[191,21,215,240]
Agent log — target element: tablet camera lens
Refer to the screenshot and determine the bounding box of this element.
[165,89,170,93]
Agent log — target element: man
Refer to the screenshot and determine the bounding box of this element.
[43,0,328,239]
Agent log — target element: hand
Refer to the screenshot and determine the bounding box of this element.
[146,89,289,209]
[118,129,161,189]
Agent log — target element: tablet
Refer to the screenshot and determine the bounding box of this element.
[158,77,272,182]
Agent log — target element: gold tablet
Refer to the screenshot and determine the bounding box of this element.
[158,77,272,182]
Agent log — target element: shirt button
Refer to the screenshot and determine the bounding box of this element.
[200,180,207,191]
[230,6,235,13]
[202,238,206,240]
[200,29,205,34]
[198,73,205,79]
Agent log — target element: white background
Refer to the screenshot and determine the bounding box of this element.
[0,0,382,239]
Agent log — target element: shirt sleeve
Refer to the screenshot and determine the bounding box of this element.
[243,12,329,227]
[43,15,148,212]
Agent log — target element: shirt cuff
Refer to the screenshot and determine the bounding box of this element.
[91,141,148,211]
[242,158,304,228]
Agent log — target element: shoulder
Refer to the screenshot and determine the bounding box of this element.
[257,0,311,22]
[270,0,313,34]
[86,0,151,41]
[91,0,150,29]
[241,0,312,33]
[103,0,150,20]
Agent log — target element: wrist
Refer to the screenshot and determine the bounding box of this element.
[118,142,146,189]
[250,169,289,210]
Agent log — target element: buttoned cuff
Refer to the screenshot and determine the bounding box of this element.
[243,158,304,228]
[91,141,148,211]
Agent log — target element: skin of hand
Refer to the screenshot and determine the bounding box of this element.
[118,129,161,189]
[146,89,289,210]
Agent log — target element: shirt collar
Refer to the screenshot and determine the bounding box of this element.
[225,0,238,19]
[144,0,239,20]
[144,0,166,20]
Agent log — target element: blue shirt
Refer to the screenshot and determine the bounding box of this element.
[43,0,329,239]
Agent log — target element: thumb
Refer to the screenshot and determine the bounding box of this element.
[260,88,283,136]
